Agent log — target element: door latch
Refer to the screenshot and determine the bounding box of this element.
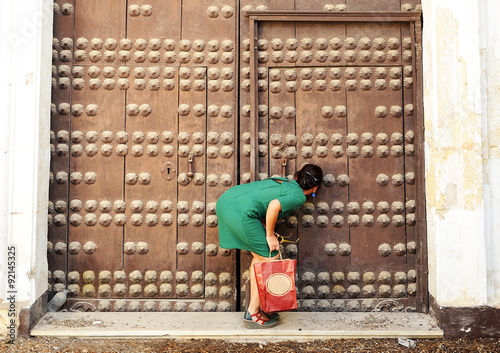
[277,143,288,177]
[187,153,195,178]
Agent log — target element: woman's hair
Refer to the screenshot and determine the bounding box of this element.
[295,164,323,190]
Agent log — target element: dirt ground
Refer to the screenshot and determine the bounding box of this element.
[1,337,499,353]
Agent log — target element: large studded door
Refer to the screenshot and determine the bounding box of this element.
[49,0,425,314]
[49,0,238,312]
[239,11,424,312]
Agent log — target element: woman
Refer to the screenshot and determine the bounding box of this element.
[216,164,323,329]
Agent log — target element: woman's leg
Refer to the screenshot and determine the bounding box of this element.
[247,252,278,320]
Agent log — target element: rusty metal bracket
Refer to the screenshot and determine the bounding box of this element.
[276,143,288,177]
[282,156,288,177]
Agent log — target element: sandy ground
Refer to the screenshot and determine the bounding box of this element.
[1,337,499,353]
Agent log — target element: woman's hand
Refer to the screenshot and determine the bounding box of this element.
[266,233,280,252]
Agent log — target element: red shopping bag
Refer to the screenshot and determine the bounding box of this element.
[253,257,297,313]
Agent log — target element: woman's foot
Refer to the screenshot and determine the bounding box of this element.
[243,311,278,329]
[262,310,279,320]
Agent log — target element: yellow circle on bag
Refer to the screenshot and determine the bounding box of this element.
[266,273,293,297]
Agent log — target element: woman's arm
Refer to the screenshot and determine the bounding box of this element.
[265,199,281,252]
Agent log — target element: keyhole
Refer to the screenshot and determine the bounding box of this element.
[161,161,176,181]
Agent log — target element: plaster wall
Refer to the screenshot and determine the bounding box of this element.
[422,0,500,307]
[479,0,500,307]
[0,0,52,336]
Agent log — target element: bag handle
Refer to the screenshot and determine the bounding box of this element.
[269,249,283,260]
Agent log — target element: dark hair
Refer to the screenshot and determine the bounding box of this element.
[295,164,323,190]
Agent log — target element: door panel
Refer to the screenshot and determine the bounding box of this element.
[264,65,407,311]
[69,0,127,305]
[52,0,238,312]
[68,69,126,306]
[242,16,421,312]
[178,0,238,310]
[293,67,351,310]
[176,68,208,302]
[123,66,180,300]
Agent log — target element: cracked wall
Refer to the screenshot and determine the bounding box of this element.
[423,0,500,307]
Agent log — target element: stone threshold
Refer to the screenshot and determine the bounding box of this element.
[31,312,443,341]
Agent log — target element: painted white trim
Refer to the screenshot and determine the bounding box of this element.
[479,0,500,307]
[0,0,53,334]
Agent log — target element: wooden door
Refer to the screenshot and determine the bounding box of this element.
[49,0,238,312]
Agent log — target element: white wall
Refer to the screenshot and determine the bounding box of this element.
[479,0,500,307]
[422,0,500,307]
[0,0,52,336]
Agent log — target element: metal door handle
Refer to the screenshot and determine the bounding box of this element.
[187,153,194,178]
[282,156,288,177]
[278,143,287,177]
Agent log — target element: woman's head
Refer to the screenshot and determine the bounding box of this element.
[295,164,323,191]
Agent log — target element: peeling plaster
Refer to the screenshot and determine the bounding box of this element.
[423,1,490,307]
[426,8,483,213]
[484,35,500,160]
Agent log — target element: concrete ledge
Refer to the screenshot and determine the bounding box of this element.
[31,312,443,341]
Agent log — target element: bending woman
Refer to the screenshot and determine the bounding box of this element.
[216,164,323,329]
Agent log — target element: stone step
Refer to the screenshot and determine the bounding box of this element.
[31,312,443,341]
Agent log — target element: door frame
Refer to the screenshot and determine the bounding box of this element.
[246,10,428,312]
